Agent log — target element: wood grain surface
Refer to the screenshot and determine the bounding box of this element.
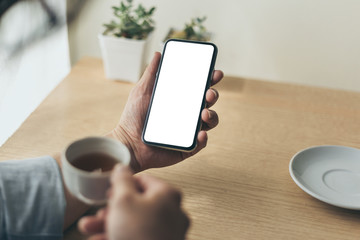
[1,57,360,239]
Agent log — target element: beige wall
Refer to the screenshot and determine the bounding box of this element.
[68,0,360,92]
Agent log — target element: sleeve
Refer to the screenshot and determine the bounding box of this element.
[0,156,66,240]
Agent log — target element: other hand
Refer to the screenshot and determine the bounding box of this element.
[78,165,190,240]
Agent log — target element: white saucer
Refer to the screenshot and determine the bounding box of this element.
[289,145,360,210]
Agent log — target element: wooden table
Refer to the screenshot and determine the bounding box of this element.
[1,57,360,239]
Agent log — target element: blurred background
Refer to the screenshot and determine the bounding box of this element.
[1,0,360,146]
[69,0,360,91]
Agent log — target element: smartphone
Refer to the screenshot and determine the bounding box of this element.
[142,39,218,151]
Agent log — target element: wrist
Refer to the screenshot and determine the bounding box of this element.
[105,128,141,173]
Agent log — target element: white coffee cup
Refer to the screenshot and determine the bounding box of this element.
[61,137,130,205]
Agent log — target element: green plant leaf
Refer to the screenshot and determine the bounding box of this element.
[103,0,156,39]
[167,16,209,41]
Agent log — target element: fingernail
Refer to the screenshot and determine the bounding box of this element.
[212,89,218,99]
[78,218,89,233]
[208,110,213,119]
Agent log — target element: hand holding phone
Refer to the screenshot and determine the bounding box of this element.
[142,39,218,151]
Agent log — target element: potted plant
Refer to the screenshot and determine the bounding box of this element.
[164,16,211,42]
[99,0,156,82]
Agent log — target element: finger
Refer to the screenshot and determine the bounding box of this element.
[111,165,138,198]
[201,109,219,130]
[135,174,165,194]
[180,211,191,233]
[196,130,208,150]
[135,174,182,204]
[96,208,107,218]
[211,70,224,86]
[181,131,208,159]
[78,216,105,235]
[139,52,161,92]
[188,131,208,157]
[205,88,219,108]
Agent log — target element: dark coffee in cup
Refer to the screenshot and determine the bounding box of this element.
[71,152,118,172]
[62,137,130,205]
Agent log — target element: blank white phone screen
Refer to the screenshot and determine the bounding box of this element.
[144,41,215,148]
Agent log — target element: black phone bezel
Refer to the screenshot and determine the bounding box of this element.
[141,39,218,152]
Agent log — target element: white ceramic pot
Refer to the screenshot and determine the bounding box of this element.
[98,34,150,83]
